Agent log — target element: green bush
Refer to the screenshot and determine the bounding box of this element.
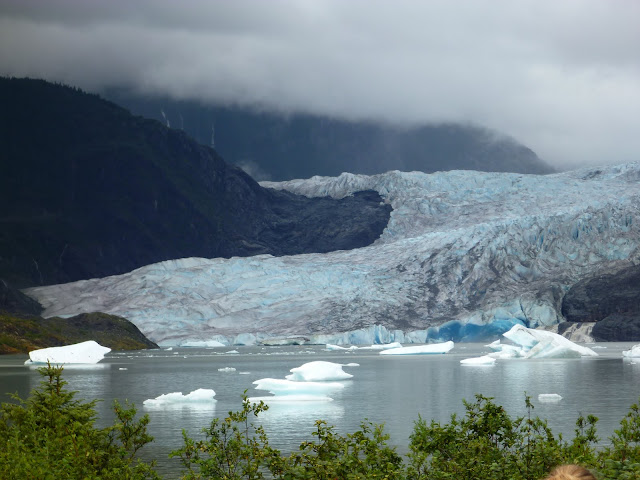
[0,363,158,479]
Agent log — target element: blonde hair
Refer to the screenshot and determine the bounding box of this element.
[545,464,596,480]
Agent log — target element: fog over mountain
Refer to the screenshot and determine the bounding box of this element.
[1,1,638,170]
[106,90,553,181]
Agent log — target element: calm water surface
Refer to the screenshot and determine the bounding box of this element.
[2,342,640,477]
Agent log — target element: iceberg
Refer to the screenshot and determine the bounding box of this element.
[622,344,640,358]
[218,367,236,372]
[538,393,563,402]
[143,388,216,407]
[25,340,111,365]
[252,378,345,396]
[460,355,496,366]
[286,361,357,382]
[502,325,597,358]
[380,341,454,355]
[325,344,357,351]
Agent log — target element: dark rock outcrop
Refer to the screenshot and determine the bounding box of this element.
[592,314,640,342]
[562,264,640,341]
[0,279,43,315]
[0,78,391,287]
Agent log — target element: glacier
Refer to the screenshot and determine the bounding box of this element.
[24,163,640,346]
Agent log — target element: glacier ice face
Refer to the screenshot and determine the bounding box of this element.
[379,341,454,355]
[24,163,640,345]
[25,340,111,365]
[143,388,216,407]
[285,361,356,382]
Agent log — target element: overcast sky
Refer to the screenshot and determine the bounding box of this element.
[1,0,638,170]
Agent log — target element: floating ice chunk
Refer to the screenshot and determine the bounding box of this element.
[538,393,563,402]
[360,342,403,350]
[485,340,502,351]
[182,340,226,347]
[165,347,173,351]
[25,340,111,365]
[253,378,345,396]
[218,367,236,372]
[380,341,454,355]
[488,347,522,359]
[143,388,216,407]
[119,367,128,371]
[249,394,334,403]
[325,344,357,351]
[460,355,496,366]
[503,325,597,358]
[286,361,356,381]
[225,350,239,354]
[623,344,640,358]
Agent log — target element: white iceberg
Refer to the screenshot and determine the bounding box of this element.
[503,325,597,358]
[538,393,563,402]
[218,367,236,372]
[359,342,403,350]
[460,355,496,366]
[25,340,111,365]
[143,388,216,407]
[325,344,357,351]
[286,361,357,382]
[622,344,640,358]
[380,341,454,355]
[252,378,345,396]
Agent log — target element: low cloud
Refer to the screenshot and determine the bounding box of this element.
[1,0,638,169]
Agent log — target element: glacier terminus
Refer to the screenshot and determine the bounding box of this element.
[25,163,640,346]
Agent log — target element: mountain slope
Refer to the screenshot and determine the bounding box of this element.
[25,163,640,345]
[105,90,554,181]
[0,78,390,287]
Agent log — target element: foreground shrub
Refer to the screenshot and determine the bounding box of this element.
[0,363,158,479]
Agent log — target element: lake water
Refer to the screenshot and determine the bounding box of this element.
[2,342,640,478]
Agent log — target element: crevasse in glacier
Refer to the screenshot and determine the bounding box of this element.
[25,163,640,345]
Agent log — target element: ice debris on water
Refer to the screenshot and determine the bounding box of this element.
[250,361,355,404]
[25,340,111,365]
[460,355,496,366]
[499,325,598,358]
[380,341,454,355]
[218,367,236,372]
[286,361,357,381]
[622,344,640,358]
[143,388,216,407]
[538,394,563,403]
